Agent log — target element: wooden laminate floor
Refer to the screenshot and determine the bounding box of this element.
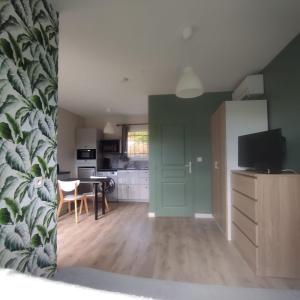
[57,202,300,289]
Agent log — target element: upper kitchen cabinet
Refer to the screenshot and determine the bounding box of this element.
[76,128,102,149]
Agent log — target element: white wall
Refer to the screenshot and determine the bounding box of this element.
[57,107,84,176]
[84,114,148,139]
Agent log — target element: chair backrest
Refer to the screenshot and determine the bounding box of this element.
[58,180,80,192]
[78,182,94,194]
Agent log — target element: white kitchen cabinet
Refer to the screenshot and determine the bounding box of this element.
[117,171,129,184]
[117,170,149,202]
[128,185,137,200]
[118,184,128,200]
[76,128,100,149]
[134,184,149,201]
[140,184,149,200]
[128,172,137,185]
[126,185,148,202]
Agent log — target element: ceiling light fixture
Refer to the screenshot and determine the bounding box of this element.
[175,27,205,99]
[176,66,204,99]
[103,122,115,135]
[103,107,115,135]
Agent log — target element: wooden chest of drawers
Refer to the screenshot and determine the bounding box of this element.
[231,170,300,278]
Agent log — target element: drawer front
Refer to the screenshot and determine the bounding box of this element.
[118,171,130,184]
[140,184,149,200]
[118,171,129,177]
[232,190,257,222]
[138,170,149,178]
[232,173,257,199]
[118,184,128,200]
[135,177,149,185]
[232,207,258,246]
[232,223,258,271]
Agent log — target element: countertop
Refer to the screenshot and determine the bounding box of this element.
[58,171,71,175]
[98,168,148,172]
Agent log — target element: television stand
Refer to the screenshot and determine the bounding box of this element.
[281,169,298,174]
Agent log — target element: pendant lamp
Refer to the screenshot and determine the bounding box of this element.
[175,26,205,99]
[103,122,115,135]
[176,66,204,99]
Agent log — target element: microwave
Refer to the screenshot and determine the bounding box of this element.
[100,140,121,153]
[77,149,96,160]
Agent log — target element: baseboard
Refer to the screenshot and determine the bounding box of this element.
[194,213,213,219]
[148,212,212,218]
[117,199,149,203]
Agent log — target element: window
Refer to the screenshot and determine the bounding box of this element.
[127,130,149,158]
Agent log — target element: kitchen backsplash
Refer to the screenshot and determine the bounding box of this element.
[103,154,148,169]
[126,160,149,169]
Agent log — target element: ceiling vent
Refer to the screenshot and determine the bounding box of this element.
[232,74,264,101]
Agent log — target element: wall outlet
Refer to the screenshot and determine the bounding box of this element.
[33,177,44,189]
[197,157,203,162]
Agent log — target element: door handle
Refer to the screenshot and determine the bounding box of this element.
[214,161,219,170]
[185,161,192,174]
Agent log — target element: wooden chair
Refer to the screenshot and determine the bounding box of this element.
[81,191,109,212]
[57,180,89,223]
[81,180,112,213]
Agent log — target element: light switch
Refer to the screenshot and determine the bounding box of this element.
[197,157,203,163]
[33,177,44,189]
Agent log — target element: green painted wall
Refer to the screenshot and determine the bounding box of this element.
[263,33,300,172]
[149,92,231,215]
[0,0,58,277]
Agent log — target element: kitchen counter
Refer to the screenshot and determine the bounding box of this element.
[58,171,71,175]
[118,168,149,171]
[58,171,71,180]
[98,168,148,171]
[97,169,149,203]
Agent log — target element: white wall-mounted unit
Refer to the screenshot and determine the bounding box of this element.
[232,74,264,101]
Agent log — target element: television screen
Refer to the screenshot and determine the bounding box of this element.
[238,129,286,173]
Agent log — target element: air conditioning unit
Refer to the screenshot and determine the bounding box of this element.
[232,74,264,101]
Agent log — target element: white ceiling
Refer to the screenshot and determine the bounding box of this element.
[57,0,300,117]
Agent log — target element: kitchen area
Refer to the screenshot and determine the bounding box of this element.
[71,125,149,204]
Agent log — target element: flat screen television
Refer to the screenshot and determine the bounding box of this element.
[238,129,286,173]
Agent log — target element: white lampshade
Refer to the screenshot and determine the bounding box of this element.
[176,67,204,99]
[103,122,115,135]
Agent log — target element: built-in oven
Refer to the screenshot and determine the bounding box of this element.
[100,140,121,153]
[77,149,96,160]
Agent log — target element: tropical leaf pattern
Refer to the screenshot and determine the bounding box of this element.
[0,0,58,277]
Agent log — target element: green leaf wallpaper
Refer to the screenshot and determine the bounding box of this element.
[0,0,58,277]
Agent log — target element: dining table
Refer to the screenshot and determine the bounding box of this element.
[66,177,110,220]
